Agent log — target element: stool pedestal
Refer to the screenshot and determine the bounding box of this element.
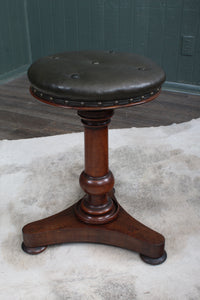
[22,110,166,265]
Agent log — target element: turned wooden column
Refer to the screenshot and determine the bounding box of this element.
[75,110,119,224]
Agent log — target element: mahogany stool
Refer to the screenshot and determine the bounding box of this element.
[22,51,167,265]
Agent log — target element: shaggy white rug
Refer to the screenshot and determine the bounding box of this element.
[0,119,200,300]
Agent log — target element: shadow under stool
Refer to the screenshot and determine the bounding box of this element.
[22,50,167,265]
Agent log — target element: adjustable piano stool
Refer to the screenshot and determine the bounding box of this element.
[22,51,167,265]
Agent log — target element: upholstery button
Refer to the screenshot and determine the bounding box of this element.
[71,74,80,79]
[138,67,146,71]
[49,56,60,60]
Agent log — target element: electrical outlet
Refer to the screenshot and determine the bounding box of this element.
[182,36,195,56]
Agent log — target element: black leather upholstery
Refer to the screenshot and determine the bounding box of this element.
[28,50,165,108]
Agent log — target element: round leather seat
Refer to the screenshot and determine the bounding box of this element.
[28,50,165,109]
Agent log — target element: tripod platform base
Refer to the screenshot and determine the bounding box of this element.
[22,195,166,264]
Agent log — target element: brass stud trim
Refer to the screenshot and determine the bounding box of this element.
[30,86,161,108]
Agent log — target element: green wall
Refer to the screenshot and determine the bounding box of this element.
[0,0,31,82]
[0,0,200,92]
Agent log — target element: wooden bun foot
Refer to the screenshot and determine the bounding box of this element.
[140,250,167,265]
[21,242,47,255]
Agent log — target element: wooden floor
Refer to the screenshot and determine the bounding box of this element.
[0,75,200,140]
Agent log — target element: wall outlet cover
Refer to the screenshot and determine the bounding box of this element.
[182,36,195,56]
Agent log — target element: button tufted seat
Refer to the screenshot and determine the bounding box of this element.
[28,50,165,109]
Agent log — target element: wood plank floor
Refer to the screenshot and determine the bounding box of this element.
[0,75,200,140]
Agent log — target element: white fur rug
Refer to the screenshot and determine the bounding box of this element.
[0,119,200,300]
